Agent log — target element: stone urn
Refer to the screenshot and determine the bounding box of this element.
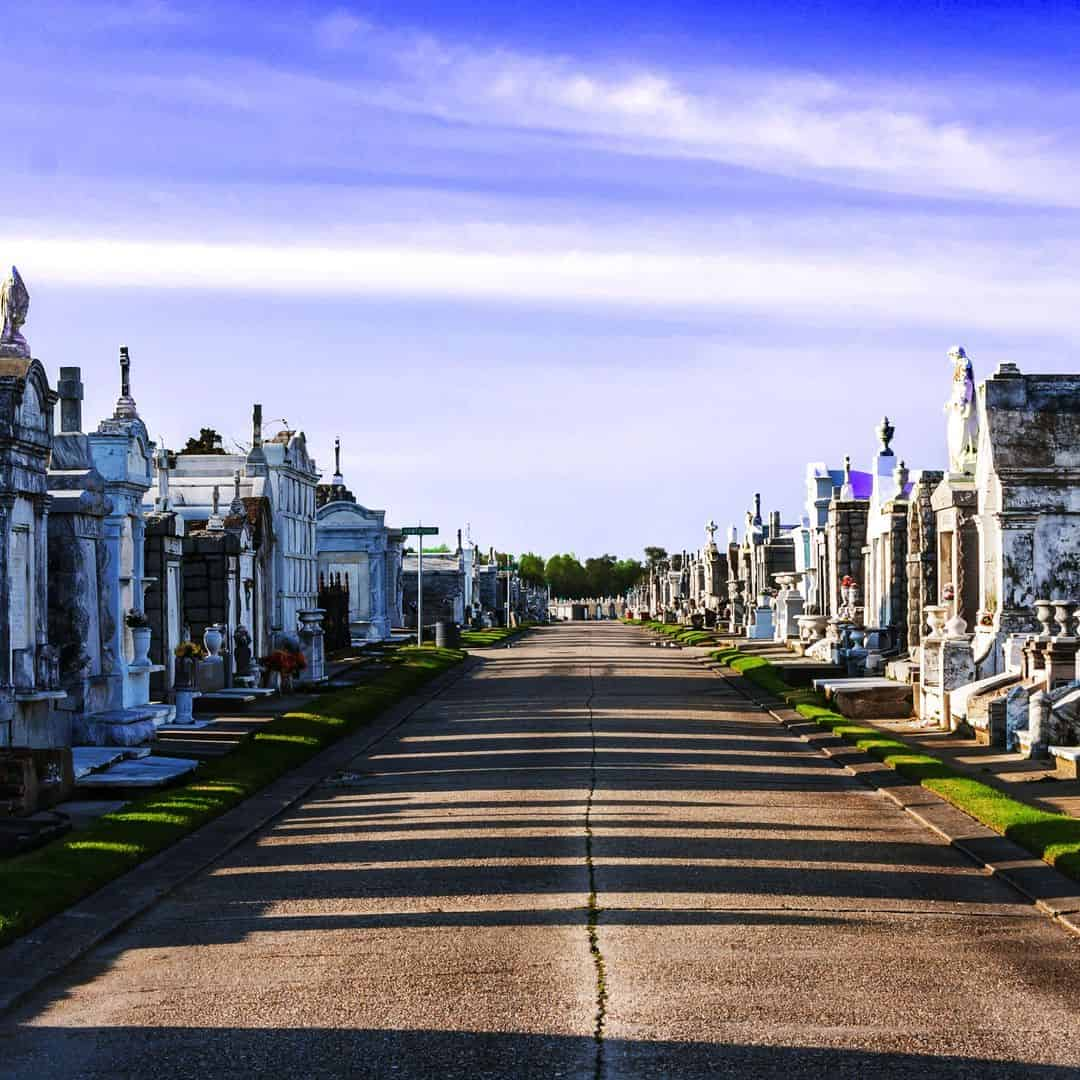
[945,612,968,638]
[130,626,152,668]
[796,614,828,646]
[924,604,948,639]
[203,625,224,660]
[1052,600,1077,640]
[1034,598,1055,640]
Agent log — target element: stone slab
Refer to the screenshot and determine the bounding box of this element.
[74,755,200,789]
[71,747,125,779]
[73,705,175,747]
[828,682,914,719]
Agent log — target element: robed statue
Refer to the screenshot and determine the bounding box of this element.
[945,345,979,473]
[0,266,30,358]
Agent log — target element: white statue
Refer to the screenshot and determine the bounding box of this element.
[0,266,30,358]
[945,345,978,473]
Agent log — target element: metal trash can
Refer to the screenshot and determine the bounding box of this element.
[435,621,459,649]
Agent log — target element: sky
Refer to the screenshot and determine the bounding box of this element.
[5,0,1080,560]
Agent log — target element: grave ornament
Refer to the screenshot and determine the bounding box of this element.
[0,265,30,358]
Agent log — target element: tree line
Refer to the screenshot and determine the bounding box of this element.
[518,552,645,599]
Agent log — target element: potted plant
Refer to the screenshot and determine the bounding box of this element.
[125,609,152,667]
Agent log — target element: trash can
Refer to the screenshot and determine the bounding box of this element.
[435,621,460,649]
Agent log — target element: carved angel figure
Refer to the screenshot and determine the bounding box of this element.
[0,266,30,357]
[945,345,979,473]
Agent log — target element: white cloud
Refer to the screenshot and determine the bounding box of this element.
[10,232,1080,338]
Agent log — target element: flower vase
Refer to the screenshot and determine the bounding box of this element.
[130,626,152,668]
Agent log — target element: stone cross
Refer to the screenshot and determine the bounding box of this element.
[154,444,172,511]
[58,367,84,434]
[208,484,225,531]
[229,469,244,517]
[705,520,718,543]
[333,436,344,485]
[114,345,139,420]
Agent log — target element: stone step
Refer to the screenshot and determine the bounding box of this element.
[75,754,199,790]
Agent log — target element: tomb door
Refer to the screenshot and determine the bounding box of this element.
[166,563,181,689]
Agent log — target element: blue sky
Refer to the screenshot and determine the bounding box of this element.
[5,0,1080,559]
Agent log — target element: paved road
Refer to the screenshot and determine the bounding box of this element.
[4,623,1080,1078]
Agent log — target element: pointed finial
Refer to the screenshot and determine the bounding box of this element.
[876,415,895,454]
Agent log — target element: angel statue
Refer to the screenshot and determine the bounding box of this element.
[945,345,979,473]
[0,266,30,358]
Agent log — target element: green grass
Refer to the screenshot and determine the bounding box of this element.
[0,645,465,948]
[459,622,536,648]
[636,620,717,647]
[712,646,1080,883]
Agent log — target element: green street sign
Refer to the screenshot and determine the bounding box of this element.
[401,525,439,537]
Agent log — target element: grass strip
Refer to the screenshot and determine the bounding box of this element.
[459,621,536,648]
[711,646,1080,883]
[635,621,718,647]
[0,645,464,948]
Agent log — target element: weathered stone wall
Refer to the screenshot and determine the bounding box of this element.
[826,500,868,617]
[181,532,237,644]
[905,471,942,651]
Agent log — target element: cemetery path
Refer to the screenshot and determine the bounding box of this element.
[3,622,1080,1078]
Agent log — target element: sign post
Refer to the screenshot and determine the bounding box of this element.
[401,525,439,645]
[504,556,518,630]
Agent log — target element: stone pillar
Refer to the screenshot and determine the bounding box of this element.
[0,497,13,745]
[298,609,326,682]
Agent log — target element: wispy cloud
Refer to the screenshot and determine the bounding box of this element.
[11,232,1080,339]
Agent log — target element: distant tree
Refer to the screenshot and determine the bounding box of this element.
[179,428,226,455]
[644,546,668,568]
[612,558,644,594]
[585,554,617,597]
[545,553,588,599]
[519,552,547,587]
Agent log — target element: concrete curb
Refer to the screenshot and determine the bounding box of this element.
[0,655,481,1017]
[693,650,1080,936]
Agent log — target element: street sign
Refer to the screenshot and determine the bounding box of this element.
[402,525,439,644]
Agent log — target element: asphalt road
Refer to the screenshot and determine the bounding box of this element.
[4,622,1080,1079]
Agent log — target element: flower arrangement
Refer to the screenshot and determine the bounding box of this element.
[979,612,995,627]
[943,583,955,601]
[125,609,150,629]
[174,640,205,660]
[261,649,308,676]
[840,575,857,589]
